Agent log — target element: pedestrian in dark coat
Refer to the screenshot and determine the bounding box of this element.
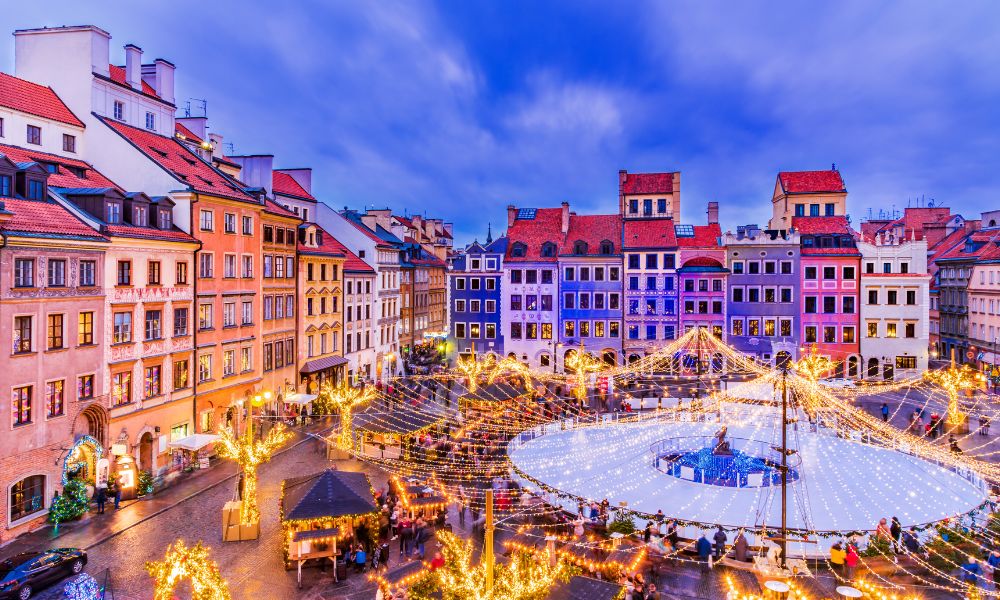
[95,486,107,514]
[733,530,749,562]
[713,526,727,559]
[696,533,712,571]
[111,480,122,509]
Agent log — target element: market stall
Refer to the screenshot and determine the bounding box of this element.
[167,433,219,471]
[353,400,452,460]
[280,469,380,586]
[458,381,532,419]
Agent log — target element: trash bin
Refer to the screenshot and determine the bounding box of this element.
[336,559,348,581]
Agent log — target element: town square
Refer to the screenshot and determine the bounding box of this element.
[2,2,1000,600]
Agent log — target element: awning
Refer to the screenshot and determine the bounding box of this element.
[300,355,348,374]
[292,527,340,542]
[285,393,318,406]
[168,434,219,452]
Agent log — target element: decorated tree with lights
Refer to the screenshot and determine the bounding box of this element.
[565,345,601,404]
[457,352,498,395]
[146,540,231,600]
[923,362,984,427]
[791,344,836,383]
[488,356,534,393]
[216,420,291,526]
[410,530,568,600]
[325,381,377,451]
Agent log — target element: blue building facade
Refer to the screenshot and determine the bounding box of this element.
[448,234,507,359]
[721,225,801,366]
[557,214,624,367]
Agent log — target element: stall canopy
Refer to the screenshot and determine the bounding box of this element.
[167,434,219,452]
[284,393,318,406]
[459,381,529,405]
[299,355,348,374]
[281,469,378,521]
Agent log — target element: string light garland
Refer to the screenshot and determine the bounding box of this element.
[323,381,378,451]
[923,362,986,426]
[146,540,231,600]
[216,421,291,525]
[564,342,602,404]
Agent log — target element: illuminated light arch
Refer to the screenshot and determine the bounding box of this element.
[146,540,231,600]
[61,435,104,485]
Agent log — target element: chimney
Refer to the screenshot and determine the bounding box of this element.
[561,201,570,234]
[208,132,224,159]
[618,169,628,215]
[507,205,517,228]
[147,58,176,105]
[707,201,719,225]
[672,171,682,221]
[228,155,274,197]
[124,44,142,90]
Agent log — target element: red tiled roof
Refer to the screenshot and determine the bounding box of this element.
[681,256,723,268]
[778,170,845,194]
[676,223,722,248]
[792,216,851,235]
[624,219,677,249]
[104,223,196,243]
[174,122,202,144]
[273,170,314,201]
[622,172,674,195]
[108,65,160,98]
[0,72,84,128]
[801,247,861,256]
[0,197,105,240]
[929,227,974,263]
[394,215,414,229]
[936,230,1000,262]
[0,143,120,189]
[561,214,622,255]
[300,227,374,273]
[101,117,255,202]
[264,198,300,220]
[505,207,565,262]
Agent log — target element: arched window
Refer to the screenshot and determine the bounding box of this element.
[510,242,527,258]
[599,240,614,255]
[573,240,588,255]
[10,475,45,522]
[540,242,557,257]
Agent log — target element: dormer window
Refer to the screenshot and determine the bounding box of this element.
[510,242,527,258]
[26,179,45,200]
[41,163,58,174]
[158,209,172,230]
[106,202,122,224]
[0,174,10,196]
[599,240,614,255]
[540,242,557,258]
[133,205,147,227]
[573,240,588,255]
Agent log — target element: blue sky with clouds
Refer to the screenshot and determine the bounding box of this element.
[3,1,1000,244]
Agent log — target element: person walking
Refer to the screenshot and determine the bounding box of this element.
[880,403,890,422]
[696,532,712,572]
[95,486,107,515]
[890,517,902,553]
[643,522,653,544]
[829,542,846,575]
[902,527,922,556]
[845,543,860,580]
[110,479,122,510]
[713,526,727,560]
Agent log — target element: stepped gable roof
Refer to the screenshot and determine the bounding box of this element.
[675,223,722,248]
[0,143,119,189]
[107,64,160,98]
[621,172,674,195]
[174,122,202,144]
[0,72,84,127]
[561,214,622,255]
[778,170,845,194]
[624,218,677,249]
[0,197,106,241]
[100,116,255,202]
[273,170,314,201]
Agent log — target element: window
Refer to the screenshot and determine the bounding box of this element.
[541,295,553,311]
[486,323,497,339]
[823,326,836,343]
[780,261,792,274]
[224,213,236,234]
[866,321,878,338]
[470,278,481,290]
[145,309,162,340]
[804,326,817,343]
[144,365,162,398]
[26,124,41,145]
[242,215,253,235]
[732,288,744,303]
[144,111,156,130]
[78,375,94,400]
[764,261,776,275]
[868,290,878,304]
[117,260,131,286]
[10,475,45,521]
[526,270,538,284]
[174,307,189,336]
[842,296,855,314]
[646,276,657,291]
[804,297,817,313]
[510,295,522,311]
[842,326,855,344]
[111,371,132,406]
[731,319,744,336]
[70,311,94,348]
[810,204,820,216]
[823,266,836,279]
[27,179,44,200]
[242,255,253,278]
[794,204,805,217]
[843,266,855,280]
[780,288,792,303]
[629,199,639,214]
[906,290,916,305]
[199,254,214,278]
[748,262,760,275]
[564,321,575,337]
[75,260,95,287]
[887,290,898,305]
[905,322,916,338]
[224,254,236,278]
[825,203,835,216]
[43,260,66,288]
[143,260,161,286]
[59,133,77,154]
[0,117,3,137]
[198,354,212,382]
[748,288,760,303]
[242,301,253,325]
[455,323,466,338]
[224,350,235,376]
[804,266,817,280]
[780,319,792,336]
[198,303,214,330]
[113,311,132,344]
[223,302,236,327]
[13,258,33,288]
[643,199,653,216]
[900,262,909,274]
[13,316,32,353]
[199,210,214,231]
[241,347,252,372]
[896,356,917,369]
[43,313,64,351]
[886,323,897,338]
[486,278,496,290]
[646,254,658,269]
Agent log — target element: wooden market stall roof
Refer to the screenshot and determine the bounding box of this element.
[281,469,378,521]
[459,381,530,404]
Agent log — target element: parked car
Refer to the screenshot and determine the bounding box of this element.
[0,548,87,599]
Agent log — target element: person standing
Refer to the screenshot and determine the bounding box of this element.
[880,403,890,422]
[643,522,653,544]
[889,517,902,553]
[110,479,122,510]
[95,486,107,515]
[696,532,712,572]
[829,542,846,574]
[713,526,727,559]
[845,543,860,580]
[733,530,749,562]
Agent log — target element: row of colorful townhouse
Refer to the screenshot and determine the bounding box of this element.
[447,168,941,382]
[0,25,451,542]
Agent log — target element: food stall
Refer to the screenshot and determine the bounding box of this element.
[353,400,452,460]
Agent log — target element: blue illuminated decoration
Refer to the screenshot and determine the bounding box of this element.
[61,435,105,485]
[660,447,797,488]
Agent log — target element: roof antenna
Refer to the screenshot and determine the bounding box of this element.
[831,162,837,171]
